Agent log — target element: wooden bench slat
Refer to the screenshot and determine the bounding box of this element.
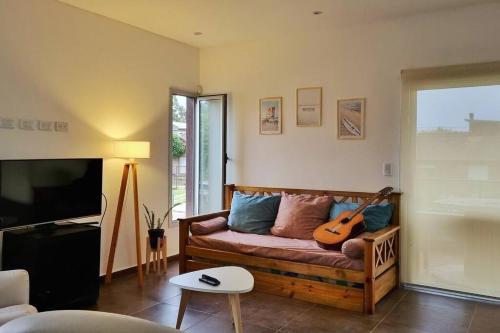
[186,260,364,312]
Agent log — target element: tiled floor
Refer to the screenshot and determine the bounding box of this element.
[86,260,500,333]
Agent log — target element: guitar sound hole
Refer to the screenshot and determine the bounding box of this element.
[341,218,350,224]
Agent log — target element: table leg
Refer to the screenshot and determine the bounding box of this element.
[228,294,243,333]
[176,289,191,329]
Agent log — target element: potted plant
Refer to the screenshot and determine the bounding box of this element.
[143,203,180,249]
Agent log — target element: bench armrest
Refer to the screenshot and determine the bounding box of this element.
[363,225,400,243]
[178,210,230,274]
[177,210,230,226]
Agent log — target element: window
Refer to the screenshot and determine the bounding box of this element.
[169,92,227,222]
[171,93,195,220]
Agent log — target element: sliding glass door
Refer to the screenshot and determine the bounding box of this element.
[401,65,500,298]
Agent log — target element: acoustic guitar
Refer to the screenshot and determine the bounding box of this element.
[313,187,393,250]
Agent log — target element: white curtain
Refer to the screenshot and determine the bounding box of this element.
[401,63,500,297]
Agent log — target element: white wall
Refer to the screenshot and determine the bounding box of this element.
[0,0,199,273]
[200,3,500,192]
[3,0,500,275]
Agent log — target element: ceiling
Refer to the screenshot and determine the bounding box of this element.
[59,0,498,48]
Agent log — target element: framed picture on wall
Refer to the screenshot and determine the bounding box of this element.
[259,97,282,135]
[296,87,322,127]
[337,98,365,139]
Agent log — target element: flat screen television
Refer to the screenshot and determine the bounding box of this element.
[0,158,102,230]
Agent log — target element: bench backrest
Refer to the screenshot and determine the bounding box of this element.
[224,184,401,226]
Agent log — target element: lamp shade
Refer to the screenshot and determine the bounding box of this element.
[113,141,150,159]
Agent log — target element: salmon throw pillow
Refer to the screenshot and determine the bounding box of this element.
[271,192,333,240]
[190,217,228,235]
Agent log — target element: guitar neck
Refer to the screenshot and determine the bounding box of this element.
[348,190,390,220]
[348,200,374,219]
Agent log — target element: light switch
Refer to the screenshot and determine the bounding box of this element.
[383,162,393,176]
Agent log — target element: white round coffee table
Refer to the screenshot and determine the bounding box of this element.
[169,266,254,332]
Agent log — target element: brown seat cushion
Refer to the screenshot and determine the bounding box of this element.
[189,230,364,270]
[190,217,228,235]
[271,192,333,240]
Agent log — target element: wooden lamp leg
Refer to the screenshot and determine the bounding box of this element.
[131,163,144,287]
[105,162,144,287]
[105,164,130,284]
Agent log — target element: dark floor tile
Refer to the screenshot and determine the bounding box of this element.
[90,262,181,315]
[88,290,158,315]
[473,301,500,317]
[403,291,475,312]
[382,291,474,333]
[165,260,180,277]
[372,322,432,333]
[370,288,408,321]
[215,292,315,330]
[165,290,234,315]
[186,316,274,333]
[279,304,378,333]
[142,273,182,302]
[132,303,210,330]
[89,277,159,315]
[469,302,500,333]
[85,259,490,333]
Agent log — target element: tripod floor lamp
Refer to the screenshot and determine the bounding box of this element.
[105,141,150,287]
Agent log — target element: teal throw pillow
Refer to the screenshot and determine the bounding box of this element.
[363,204,393,232]
[228,192,281,234]
[329,202,359,221]
[329,202,393,232]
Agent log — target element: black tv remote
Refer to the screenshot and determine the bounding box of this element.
[199,274,220,286]
[199,278,219,286]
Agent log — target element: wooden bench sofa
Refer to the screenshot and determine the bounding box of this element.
[178,184,401,314]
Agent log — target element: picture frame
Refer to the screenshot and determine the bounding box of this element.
[296,87,322,127]
[259,97,282,135]
[337,98,365,140]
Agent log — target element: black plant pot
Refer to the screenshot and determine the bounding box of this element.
[148,229,165,249]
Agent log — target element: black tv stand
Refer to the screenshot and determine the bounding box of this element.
[2,223,101,311]
[33,222,59,230]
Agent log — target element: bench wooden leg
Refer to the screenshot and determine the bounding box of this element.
[364,240,375,314]
[364,278,375,314]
